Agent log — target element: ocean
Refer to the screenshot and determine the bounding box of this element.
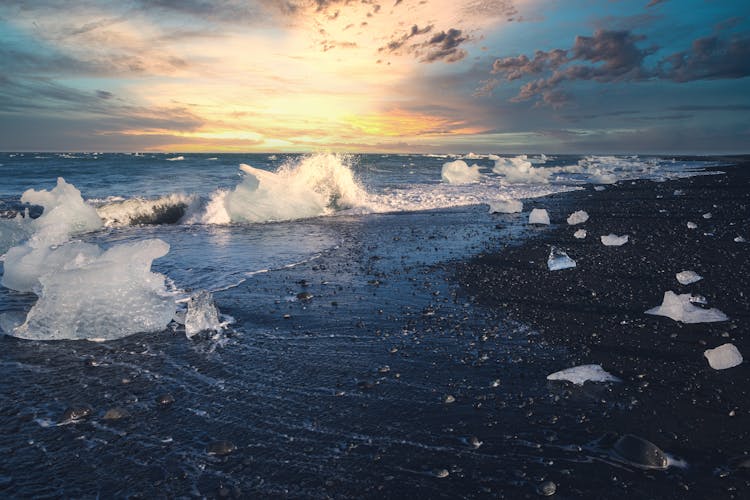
[0,152,723,496]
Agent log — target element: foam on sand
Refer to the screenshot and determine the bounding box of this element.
[645,291,728,324]
[529,208,550,225]
[567,210,589,225]
[441,160,482,184]
[704,343,743,370]
[676,270,702,285]
[547,364,620,385]
[488,199,523,214]
[188,153,368,224]
[601,234,629,246]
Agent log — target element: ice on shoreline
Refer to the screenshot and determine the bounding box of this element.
[185,291,226,338]
[548,246,576,271]
[676,270,702,285]
[601,234,629,246]
[573,229,587,239]
[547,364,620,385]
[488,199,523,214]
[529,208,550,225]
[567,210,589,225]
[704,343,743,370]
[441,160,482,184]
[645,291,728,323]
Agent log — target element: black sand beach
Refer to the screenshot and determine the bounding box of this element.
[456,158,750,498]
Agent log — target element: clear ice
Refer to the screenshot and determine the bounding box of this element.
[676,270,702,285]
[185,290,224,338]
[488,199,523,214]
[529,208,550,225]
[573,229,587,239]
[567,210,589,225]
[600,234,629,246]
[547,364,620,385]
[547,246,576,271]
[704,343,743,370]
[645,291,728,324]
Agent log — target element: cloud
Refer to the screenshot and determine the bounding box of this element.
[420,29,470,63]
[646,0,669,7]
[489,28,750,106]
[657,35,750,82]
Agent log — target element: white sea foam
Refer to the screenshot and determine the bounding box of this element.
[491,155,551,184]
[187,153,368,224]
[166,156,184,161]
[441,160,482,184]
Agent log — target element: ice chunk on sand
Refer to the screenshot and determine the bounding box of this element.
[441,160,482,184]
[547,364,620,385]
[676,270,702,285]
[567,210,589,225]
[687,221,697,229]
[529,208,550,225]
[574,229,587,239]
[2,241,100,293]
[704,343,743,370]
[673,189,684,196]
[488,199,523,214]
[601,234,629,246]
[702,212,712,219]
[645,291,728,324]
[734,236,746,243]
[594,186,606,191]
[548,246,576,271]
[185,291,224,338]
[4,239,176,341]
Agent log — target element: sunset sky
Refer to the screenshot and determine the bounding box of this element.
[1,0,748,153]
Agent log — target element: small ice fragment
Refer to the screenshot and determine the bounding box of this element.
[529,208,550,225]
[567,210,589,225]
[594,186,606,191]
[704,343,743,370]
[601,234,629,246]
[702,212,712,219]
[547,246,576,271]
[488,199,523,214]
[645,291,728,323]
[547,364,620,385]
[574,229,587,239]
[676,270,702,285]
[689,294,708,306]
[687,221,697,229]
[185,290,223,337]
[673,189,684,196]
[735,236,746,243]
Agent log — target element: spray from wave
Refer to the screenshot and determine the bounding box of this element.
[184,153,370,224]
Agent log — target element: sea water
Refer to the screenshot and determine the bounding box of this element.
[0,152,720,496]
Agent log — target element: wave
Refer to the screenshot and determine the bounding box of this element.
[96,193,197,226]
[184,153,370,224]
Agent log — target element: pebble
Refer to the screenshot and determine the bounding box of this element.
[612,434,668,470]
[61,405,93,422]
[156,394,175,407]
[207,440,237,456]
[434,469,449,478]
[103,407,130,420]
[444,395,456,404]
[296,292,313,301]
[536,480,557,496]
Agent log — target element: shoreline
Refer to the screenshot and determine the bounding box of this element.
[455,160,750,497]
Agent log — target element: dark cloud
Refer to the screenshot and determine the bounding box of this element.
[646,0,669,7]
[380,26,470,63]
[420,29,469,63]
[657,35,750,82]
[667,104,750,112]
[489,28,750,107]
[96,90,114,99]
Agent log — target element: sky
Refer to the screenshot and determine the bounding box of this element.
[0,0,749,154]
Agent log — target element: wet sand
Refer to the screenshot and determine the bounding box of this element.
[456,158,750,498]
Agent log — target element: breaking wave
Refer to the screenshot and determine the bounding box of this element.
[96,193,197,226]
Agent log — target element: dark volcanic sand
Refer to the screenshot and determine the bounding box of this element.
[456,159,750,498]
